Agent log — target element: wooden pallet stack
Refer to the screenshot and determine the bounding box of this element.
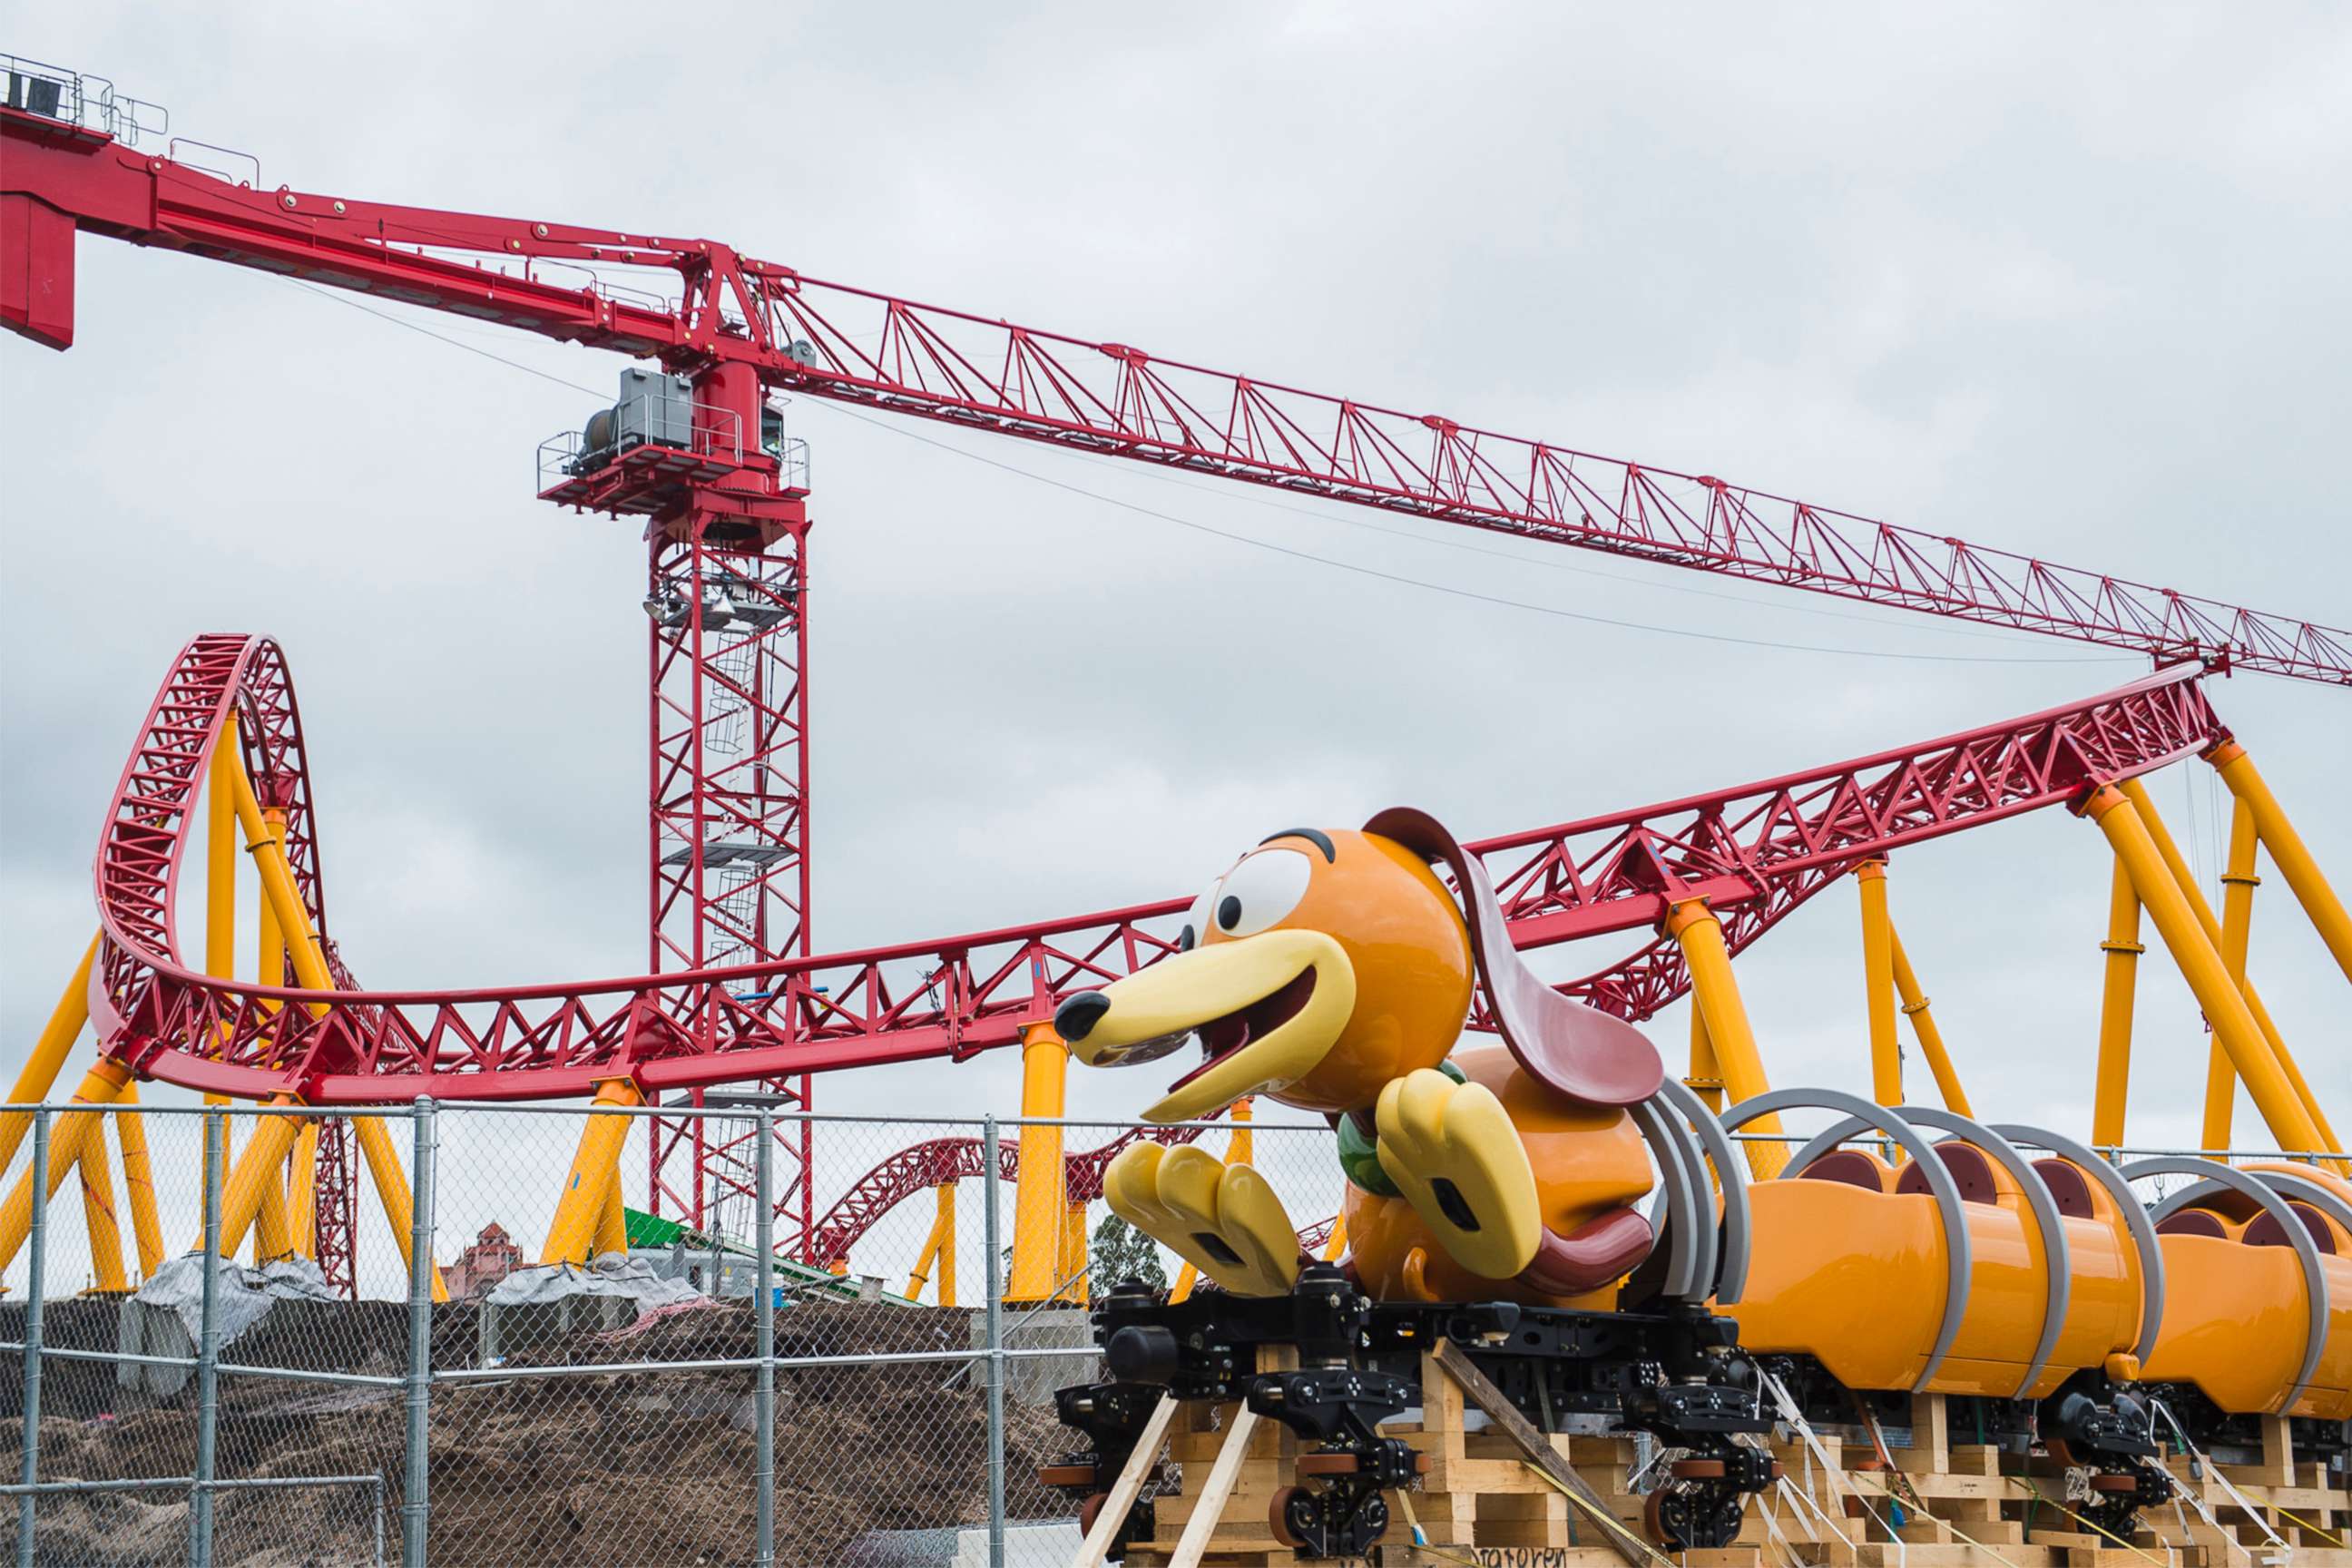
[2132,1417,2350,1568]
[1077,1350,2351,1568]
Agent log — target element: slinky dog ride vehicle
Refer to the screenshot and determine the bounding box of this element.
[1042,808,2352,1558]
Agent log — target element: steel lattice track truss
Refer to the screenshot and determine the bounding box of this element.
[88,648,2226,1113]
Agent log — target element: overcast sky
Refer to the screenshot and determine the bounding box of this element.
[4,5,2347,1279]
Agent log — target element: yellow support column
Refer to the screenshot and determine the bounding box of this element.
[2091,859,2143,1150]
[2202,800,2261,1153]
[593,1169,629,1260]
[286,1121,320,1259]
[2080,785,2327,1159]
[76,1116,128,1293]
[1855,860,1902,1104]
[906,1183,957,1304]
[1320,1214,1348,1263]
[224,753,333,1000]
[251,1129,294,1263]
[2208,740,2352,989]
[1062,1201,1091,1306]
[0,1060,132,1271]
[190,1096,305,1259]
[1886,927,1970,1116]
[114,1086,166,1279]
[354,1115,448,1302]
[203,719,242,1176]
[542,1079,642,1266]
[2120,779,2343,1161]
[1,934,98,1176]
[244,803,296,1264]
[1005,1020,1069,1304]
[1685,1009,1725,1112]
[1663,899,1787,1177]
[934,1182,957,1307]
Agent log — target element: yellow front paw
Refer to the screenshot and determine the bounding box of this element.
[1103,1142,1300,1297]
[1374,1068,1541,1279]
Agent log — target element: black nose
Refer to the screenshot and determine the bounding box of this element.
[1055,991,1112,1042]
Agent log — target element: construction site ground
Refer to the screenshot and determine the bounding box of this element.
[3,1296,1072,1565]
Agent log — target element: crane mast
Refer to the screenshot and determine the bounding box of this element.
[5,56,2347,1258]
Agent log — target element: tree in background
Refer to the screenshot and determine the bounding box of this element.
[1089,1212,1168,1294]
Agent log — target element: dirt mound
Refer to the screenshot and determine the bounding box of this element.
[6,1297,1077,1565]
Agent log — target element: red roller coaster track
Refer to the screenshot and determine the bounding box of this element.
[93,638,2224,1106]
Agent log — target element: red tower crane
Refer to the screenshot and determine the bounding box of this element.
[5,59,2346,1259]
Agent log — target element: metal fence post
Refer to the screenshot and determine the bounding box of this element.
[983,1113,1005,1568]
[14,1109,51,1568]
[753,1109,776,1568]
[401,1100,436,1568]
[192,1107,224,1568]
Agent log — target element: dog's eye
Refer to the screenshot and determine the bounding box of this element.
[1213,848,1312,937]
[1177,884,1218,951]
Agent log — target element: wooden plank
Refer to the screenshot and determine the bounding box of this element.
[1431,1339,1651,1568]
[1069,1390,1179,1568]
[1164,1405,1263,1568]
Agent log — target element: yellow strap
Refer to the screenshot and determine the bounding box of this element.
[1851,1474,2028,1568]
[2271,1504,2348,1551]
[1520,1462,1678,1568]
[2008,1478,2170,1567]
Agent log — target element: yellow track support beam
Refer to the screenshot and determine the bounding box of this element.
[190,1097,305,1259]
[77,1116,128,1293]
[114,1087,166,1279]
[1005,1020,1070,1303]
[0,1060,132,1272]
[2209,740,2352,990]
[203,720,244,1167]
[906,1182,957,1304]
[543,1079,641,1267]
[1855,860,1902,1104]
[2081,785,2327,1160]
[223,750,332,1001]
[1320,1213,1348,1263]
[354,1114,447,1302]
[2118,779,2343,1162]
[251,1119,294,1262]
[1685,1008,1725,1112]
[593,1171,628,1259]
[2091,858,2143,1149]
[1663,899,1787,1178]
[286,1120,319,1259]
[2202,799,2260,1152]
[1,933,98,1177]
[1887,927,1970,1117]
[1062,1201,1090,1307]
[208,713,239,989]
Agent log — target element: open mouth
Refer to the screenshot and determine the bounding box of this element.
[1161,966,1318,1093]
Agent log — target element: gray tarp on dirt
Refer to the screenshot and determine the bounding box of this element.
[118,1255,340,1395]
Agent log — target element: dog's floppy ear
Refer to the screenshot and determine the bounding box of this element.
[1364,807,1663,1108]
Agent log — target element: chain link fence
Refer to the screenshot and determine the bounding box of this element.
[0,1099,1346,1566]
[6,1097,2309,1565]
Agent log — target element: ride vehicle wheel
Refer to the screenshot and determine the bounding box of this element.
[1269,1485,1312,1549]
